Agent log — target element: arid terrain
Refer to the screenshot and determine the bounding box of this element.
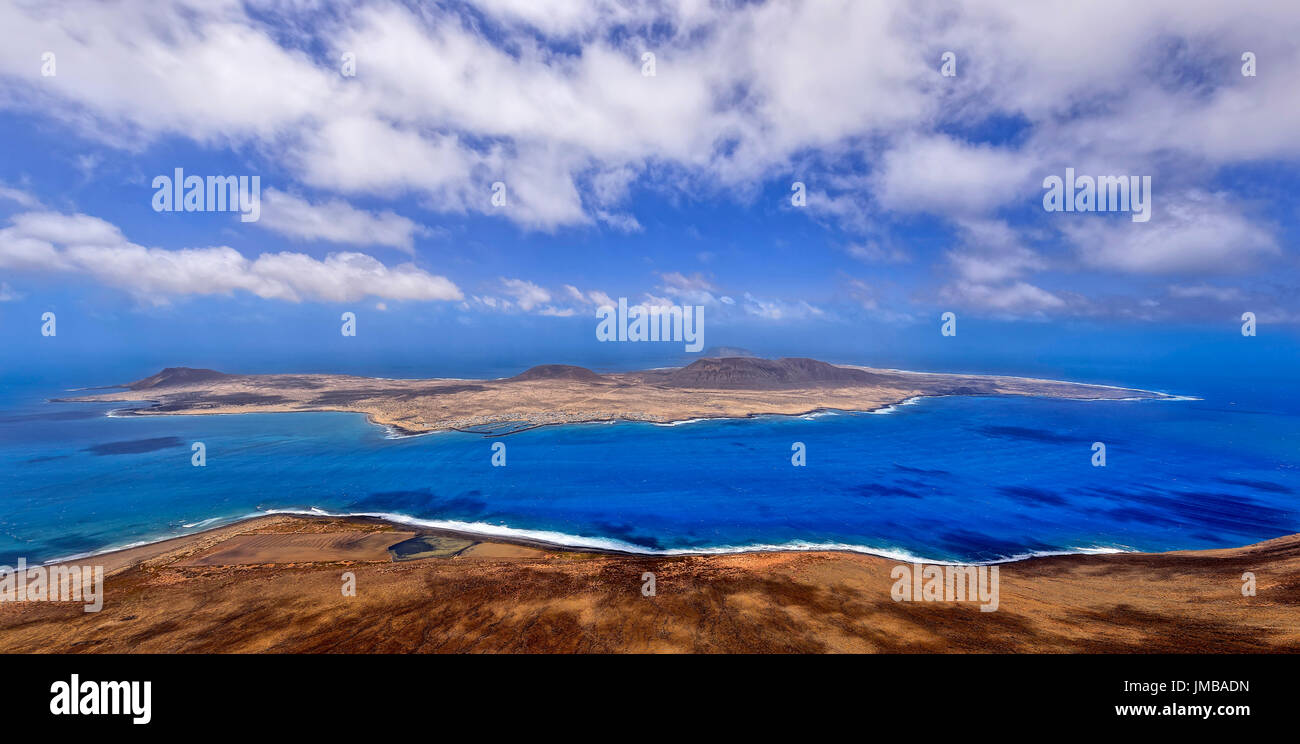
[1,514,1295,653]
[57,357,1170,435]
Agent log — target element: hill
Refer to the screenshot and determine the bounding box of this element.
[126,367,233,390]
[507,364,604,383]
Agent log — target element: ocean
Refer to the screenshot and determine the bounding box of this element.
[2,353,1297,566]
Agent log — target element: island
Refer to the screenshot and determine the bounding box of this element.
[57,357,1171,435]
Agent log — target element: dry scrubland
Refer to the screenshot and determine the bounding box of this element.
[1,515,1296,653]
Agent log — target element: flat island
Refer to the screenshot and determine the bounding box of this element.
[59,357,1171,435]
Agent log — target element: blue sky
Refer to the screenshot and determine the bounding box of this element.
[1,0,1298,377]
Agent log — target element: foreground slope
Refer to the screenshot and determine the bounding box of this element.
[1,515,1294,653]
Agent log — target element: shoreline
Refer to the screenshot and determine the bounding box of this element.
[39,512,617,572]
[42,508,1239,571]
[8,512,1298,653]
[76,384,1189,441]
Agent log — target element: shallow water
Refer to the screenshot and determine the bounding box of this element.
[2,368,1297,565]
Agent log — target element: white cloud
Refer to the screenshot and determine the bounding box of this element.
[941,280,1066,314]
[563,284,586,303]
[561,284,614,308]
[469,0,652,38]
[8,211,123,247]
[0,211,462,304]
[588,165,640,206]
[291,117,480,201]
[536,305,577,317]
[658,271,721,305]
[478,281,617,316]
[1167,284,1244,303]
[660,271,713,292]
[258,189,429,253]
[872,135,1039,216]
[498,277,551,311]
[846,278,878,310]
[0,0,1297,322]
[0,182,41,209]
[846,241,909,264]
[594,210,642,233]
[1065,191,1278,274]
[2,0,1296,239]
[0,1,1004,231]
[587,289,615,308]
[741,292,825,320]
[947,219,1046,284]
[640,293,675,309]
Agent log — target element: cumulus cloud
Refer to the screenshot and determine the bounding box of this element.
[6,0,1275,235]
[940,280,1066,314]
[3,0,1297,236]
[258,189,429,253]
[563,284,614,308]
[1064,191,1278,274]
[657,271,721,305]
[946,219,1047,284]
[478,280,620,316]
[872,136,1040,216]
[1,0,1298,320]
[498,277,552,312]
[935,218,1063,316]
[0,211,462,304]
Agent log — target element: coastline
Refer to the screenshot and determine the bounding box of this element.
[38,513,603,574]
[56,498,1300,577]
[38,505,1146,570]
[78,383,1186,441]
[7,512,1297,653]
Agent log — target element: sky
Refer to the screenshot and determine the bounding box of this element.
[0,0,1298,379]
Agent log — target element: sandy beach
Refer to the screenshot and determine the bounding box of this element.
[2,514,1295,653]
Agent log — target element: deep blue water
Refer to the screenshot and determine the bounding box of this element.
[2,360,1298,565]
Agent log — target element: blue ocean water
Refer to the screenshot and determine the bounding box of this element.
[1,357,1298,565]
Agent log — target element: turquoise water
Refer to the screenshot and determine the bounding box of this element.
[2,362,1297,565]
